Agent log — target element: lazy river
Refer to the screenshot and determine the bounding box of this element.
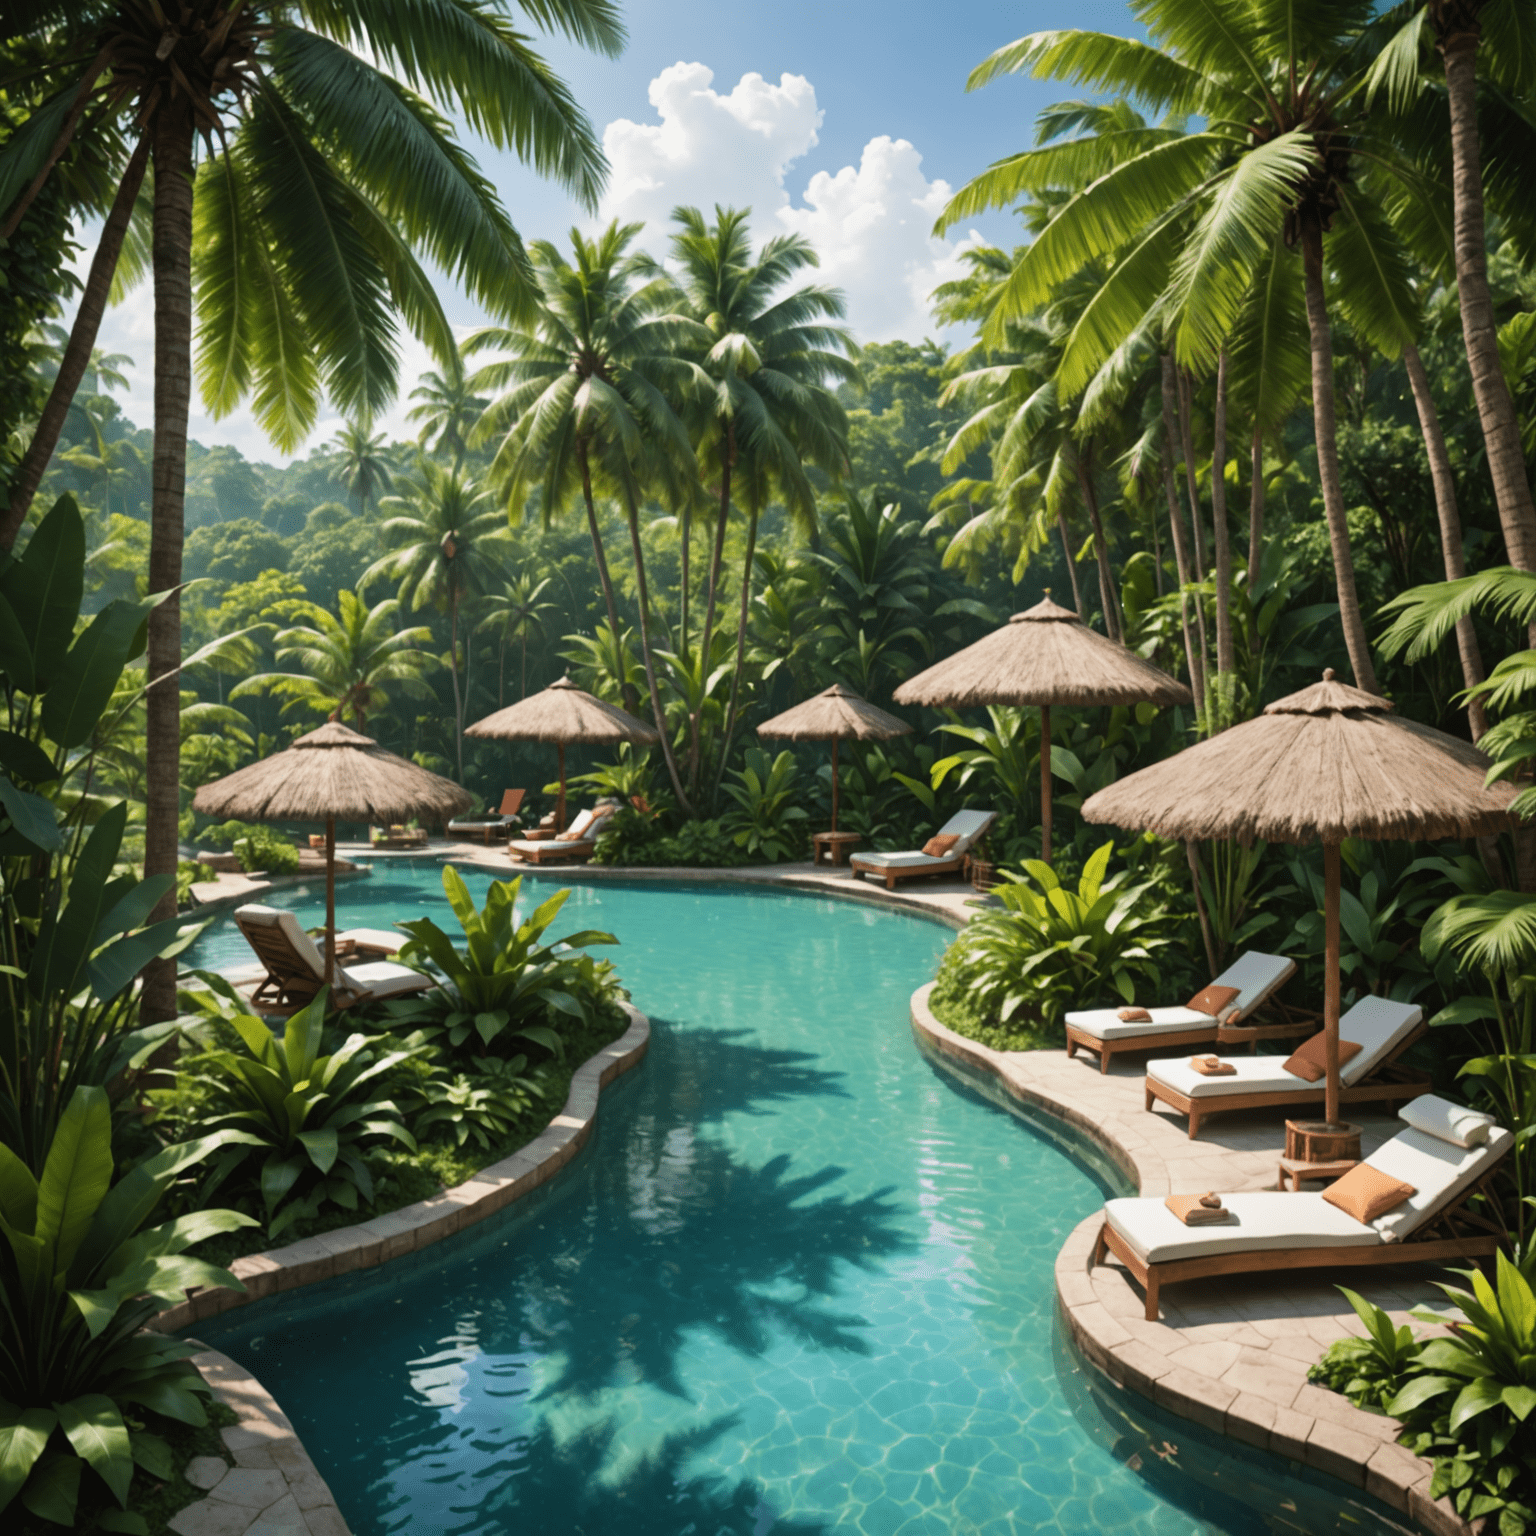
[191,861,1412,1535]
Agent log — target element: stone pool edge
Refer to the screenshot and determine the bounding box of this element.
[153,1001,650,1333]
[907,982,1467,1536]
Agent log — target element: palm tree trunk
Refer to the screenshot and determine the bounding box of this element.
[1299,217,1380,696]
[713,502,762,803]
[1439,26,1536,580]
[623,490,692,812]
[1176,366,1213,684]
[1056,510,1084,615]
[1404,341,1489,739]
[141,105,196,1025]
[448,584,464,779]
[680,499,691,658]
[1075,459,1122,642]
[3,134,149,547]
[577,444,633,708]
[1160,358,1206,714]
[1248,425,1265,580]
[1210,351,1235,679]
[694,430,734,795]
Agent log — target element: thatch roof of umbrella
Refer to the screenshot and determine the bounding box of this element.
[756,683,911,742]
[1080,670,1518,845]
[464,675,660,745]
[192,721,474,825]
[892,594,1192,710]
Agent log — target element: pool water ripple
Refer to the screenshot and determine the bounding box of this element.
[192,865,1411,1535]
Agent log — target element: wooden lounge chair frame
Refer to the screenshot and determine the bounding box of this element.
[236,914,423,1017]
[510,837,601,866]
[1146,1022,1432,1139]
[370,826,429,849]
[1066,994,1322,1074]
[1094,1159,1508,1322]
[449,790,527,844]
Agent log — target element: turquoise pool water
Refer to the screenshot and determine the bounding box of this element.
[192,862,1410,1535]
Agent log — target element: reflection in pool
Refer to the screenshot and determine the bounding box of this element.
[192,864,1410,1534]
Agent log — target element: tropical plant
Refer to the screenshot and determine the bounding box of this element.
[477,572,557,706]
[0,0,622,1020]
[407,347,486,472]
[382,867,620,1057]
[402,1055,543,1152]
[195,820,301,876]
[946,842,1176,1031]
[167,988,418,1238]
[366,462,510,774]
[1309,1286,1427,1416]
[0,1085,257,1525]
[233,589,437,733]
[721,748,808,862]
[328,420,394,514]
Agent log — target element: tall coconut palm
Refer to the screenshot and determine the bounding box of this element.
[667,205,858,794]
[468,221,703,801]
[233,589,437,732]
[408,347,486,471]
[0,2,621,1018]
[938,3,1463,697]
[365,462,510,777]
[329,419,394,513]
[477,571,556,704]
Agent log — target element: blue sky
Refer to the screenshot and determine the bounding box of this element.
[92,0,1143,461]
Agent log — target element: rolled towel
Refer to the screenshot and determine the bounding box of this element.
[1190,1054,1236,1077]
[1117,1006,1152,1022]
[1165,1193,1236,1226]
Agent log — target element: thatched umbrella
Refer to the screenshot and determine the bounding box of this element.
[464,675,659,831]
[192,721,474,983]
[1081,669,1519,1125]
[756,683,911,833]
[893,593,1191,862]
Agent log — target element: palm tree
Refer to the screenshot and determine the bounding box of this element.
[233,590,437,732]
[667,205,858,793]
[329,420,394,513]
[939,4,1453,699]
[468,221,703,802]
[408,347,486,471]
[365,461,510,777]
[0,1,620,1017]
[477,572,556,704]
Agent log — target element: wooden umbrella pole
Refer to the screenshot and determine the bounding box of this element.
[558,743,566,832]
[1040,705,1052,865]
[1323,839,1342,1127]
[324,814,336,988]
[831,734,840,833]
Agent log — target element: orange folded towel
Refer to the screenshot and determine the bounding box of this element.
[1165,1193,1235,1226]
[1117,1006,1152,1022]
[1190,1055,1236,1076]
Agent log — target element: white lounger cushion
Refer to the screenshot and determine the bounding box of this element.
[1106,1107,1510,1263]
[1147,995,1422,1098]
[339,928,404,955]
[1067,951,1295,1040]
[237,905,326,980]
[1399,1094,1496,1148]
[236,906,417,994]
[339,959,429,999]
[852,808,996,869]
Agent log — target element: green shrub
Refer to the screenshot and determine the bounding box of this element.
[722,747,808,862]
[196,821,300,875]
[380,867,623,1058]
[941,842,1175,1034]
[402,1055,544,1152]
[0,1086,255,1526]
[159,987,418,1238]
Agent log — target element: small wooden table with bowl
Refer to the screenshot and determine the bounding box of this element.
[811,829,861,866]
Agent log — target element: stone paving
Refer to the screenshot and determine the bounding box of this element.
[909,982,1470,1536]
[170,1347,349,1536]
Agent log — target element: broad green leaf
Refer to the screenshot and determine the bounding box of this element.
[0,777,61,853]
[55,1394,132,1505]
[3,494,84,691]
[0,597,36,694]
[30,803,125,1002]
[41,596,155,747]
[0,1140,39,1234]
[19,1451,79,1525]
[0,1405,56,1512]
[35,1087,113,1274]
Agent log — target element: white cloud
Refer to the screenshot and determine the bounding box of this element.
[600,63,976,345]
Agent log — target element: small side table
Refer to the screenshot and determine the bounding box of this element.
[812,830,861,866]
[1277,1156,1358,1191]
[1285,1119,1362,1163]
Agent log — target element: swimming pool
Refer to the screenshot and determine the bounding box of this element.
[192,862,1411,1535]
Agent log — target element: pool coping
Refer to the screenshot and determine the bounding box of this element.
[155,1001,649,1333]
[907,982,1469,1536]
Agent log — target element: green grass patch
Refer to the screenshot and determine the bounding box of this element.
[926,942,1063,1053]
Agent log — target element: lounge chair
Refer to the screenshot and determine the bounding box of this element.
[1066,951,1309,1073]
[369,825,429,849]
[507,803,618,866]
[1095,1094,1510,1320]
[849,809,997,890]
[233,904,430,1015]
[448,788,526,843]
[1145,995,1431,1138]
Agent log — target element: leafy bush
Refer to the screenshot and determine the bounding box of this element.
[594,811,747,868]
[402,1055,544,1152]
[196,820,301,875]
[722,748,808,861]
[941,842,1176,1033]
[0,1086,255,1526]
[160,988,418,1238]
[1309,1262,1536,1534]
[381,867,622,1057]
